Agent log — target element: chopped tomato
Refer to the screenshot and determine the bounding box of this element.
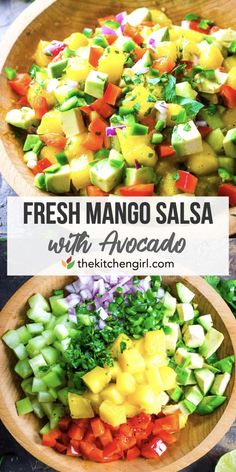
[68,424,85,441]
[153,57,176,74]
[140,111,156,131]
[158,144,176,158]
[18,96,29,107]
[83,132,103,151]
[91,418,106,438]
[80,105,92,116]
[220,84,236,108]
[176,170,198,193]
[88,117,107,135]
[119,183,154,197]
[33,96,49,119]
[198,125,212,138]
[91,99,114,118]
[103,83,122,106]
[89,46,104,67]
[44,40,67,58]
[32,158,52,175]
[8,73,31,96]
[87,185,109,197]
[189,20,211,34]
[180,60,193,72]
[126,446,141,460]
[40,133,67,150]
[123,24,144,46]
[153,412,180,435]
[210,25,220,33]
[218,183,236,205]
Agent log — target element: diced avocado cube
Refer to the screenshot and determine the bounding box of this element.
[188,353,204,369]
[195,70,228,94]
[199,328,224,359]
[206,128,225,154]
[176,282,195,303]
[16,397,33,416]
[177,303,194,323]
[196,395,226,415]
[90,158,124,192]
[217,156,235,174]
[54,83,80,104]
[194,368,215,394]
[148,27,169,44]
[211,28,236,45]
[162,291,177,317]
[223,128,236,158]
[85,70,108,99]
[185,385,203,406]
[178,399,197,415]
[210,372,231,395]
[174,347,189,366]
[34,173,46,190]
[60,108,85,137]
[168,385,183,402]
[176,366,195,385]
[213,355,235,374]
[176,82,197,100]
[48,59,68,78]
[124,7,150,27]
[108,149,124,165]
[183,325,205,348]
[23,134,41,152]
[172,120,203,157]
[174,347,203,370]
[125,167,155,186]
[6,107,38,130]
[198,314,213,332]
[45,164,71,194]
[199,109,224,129]
[164,322,179,355]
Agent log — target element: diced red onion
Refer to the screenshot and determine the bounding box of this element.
[98,307,109,320]
[137,276,151,293]
[181,20,190,29]
[98,319,107,330]
[68,307,77,324]
[65,293,81,307]
[116,11,127,24]
[149,38,156,48]
[195,120,207,127]
[106,125,126,136]
[155,100,168,113]
[131,59,149,74]
[101,25,118,35]
[157,287,165,299]
[135,160,141,169]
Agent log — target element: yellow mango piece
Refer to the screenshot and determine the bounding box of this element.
[82,366,111,394]
[101,384,124,404]
[64,32,88,49]
[99,400,126,427]
[159,366,177,390]
[144,330,166,356]
[223,108,236,129]
[40,145,58,164]
[37,110,63,135]
[128,385,161,414]
[155,158,178,177]
[68,392,94,418]
[122,401,139,418]
[180,40,200,61]
[134,371,147,384]
[65,133,87,161]
[179,412,188,429]
[198,44,223,69]
[110,333,133,359]
[169,27,205,43]
[150,9,172,27]
[158,171,182,196]
[156,41,177,62]
[27,78,57,108]
[145,353,168,368]
[83,392,102,414]
[187,141,218,176]
[146,366,164,393]
[70,152,93,190]
[122,84,160,119]
[98,47,125,83]
[33,40,51,67]
[166,104,185,127]
[132,338,145,355]
[118,348,146,374]
[116,129,157,167]
[116,372,136,395]
[65,57,92,82]
[227,67,236,90]
[105,361,122,380]
[223,55,236,72]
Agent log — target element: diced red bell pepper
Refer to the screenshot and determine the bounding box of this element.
[79,440,96,458]
[42,428,61,447]
[66,443,80,456]
[158,431,177,445]
[198,125,212,138]
[68,424,85,441]
[91,418,106,437]
[180,60,193,72]
[18,96,30,107]
[99,428,113,447]
[130,412,152,431]
[83,132,103,151]
[158,144,176,158]
[218,183,236,205]
[80,105,92,116]
[176,170,198,194]
[73,419,90,429]
[153,412,180,435]
[103,83,122,106]
[89,46,104,67]
[32,158,52,175]
[210,25,220,33]
[119,183,154,197]
[220,84,236,108]
[88,117,107,136]
[44,40,67,58]
[133,47,147,62]
[83,430,96,444]
[54,441,67,454]
[33,96,49,119]
[40,133,67,150]
[119,423,134,437]
[59,417,71,432]
[153,57,176,74]
[123,24,144,46]
[103,438,121,457]
[87,185,109,196]
[189,20,211,34]
[126,446,141,460]
[102,453,122,463]
[8,73,31,96]
[140,111,156,131]
[116,434,136,451]
[141,436,167,459]
[91,99,114,119]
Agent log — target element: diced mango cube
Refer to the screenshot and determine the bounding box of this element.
[98,48,125,83]
[122,401,139,418]
[70,152,93,190]
[64,32,88,49]
[150,9,172,27]
[179,412,188,429]
[134,371,147,384]
[144,330,166,357]
[116,129,157,167]
[156,41,177,62]
[105,361,122,380]
[101,385,124,404]
[118,348,145,374]
[159,366,177,390]
[83,392,102,414]
[133,338,145,355]
[37,110,63,135]
[34,40,51,67]
[128,385,161,414]
[116,372,136,395]
[167,104,185,127]
[65,57,92,82]
[227,67,236,90]
[145,354,168,368]
[110,334,133,359]
[40,145,58,164]
[146,366,164,393]
[82,366,111,394]
[65,133,87,161]
[99,400,126,427]
[68,392,94,418]
[198,44,223,69]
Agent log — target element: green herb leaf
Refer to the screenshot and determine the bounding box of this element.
[228,41,236,54]
[184,13,199,20]
[175,97,204,117]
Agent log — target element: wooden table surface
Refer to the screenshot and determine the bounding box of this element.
[0,2,235,471]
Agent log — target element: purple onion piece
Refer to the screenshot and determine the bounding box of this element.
[116,11,127,24]
[98,307,109,320]
[106,125,126,136]
[195,121,207,127]
[101,25,118,35]
[157,287,165,300]
[135,160,141,169]
[98,319,106,330]
[155,100,168,113]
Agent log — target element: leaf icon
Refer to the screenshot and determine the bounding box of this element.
[66,256,72,264]
[67,260,75,270]
[61,260,67,267]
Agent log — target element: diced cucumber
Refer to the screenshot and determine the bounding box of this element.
[48,388,58,401]
[177,303,194,323]
[198,314,213,331]
[45,315,57,330]
[162,291,177,317]
[42,330,56,345]
[54,324,69,341]
[29,354,47,375]
[183,325,205,348]
[27,307,51,324]
[57,387,69,406]
[210,372,231,395]
[213,355,235,374]
[178,399,197,415]
[15,358,33,379]
[168,385,183,402]
[199,328,224,359]
[50,297,69,316]
[42,346,60,365]
[194,368,215,395]
[13,343,28,360]
[42,371,62,388]
[31,398,45,419]
[21,378,34,396]
[53,338,71,353]
[2,330,20,349]
[176,283,195,303]
[26,335,47,357]
[32,377,48,393]
[16,397,33,416]
[42,402,54,418]
[185,385,203,406]
[28,293,50,312]
[16,326,32,344]
[49,404,66,429]
[27,323,44,335]
[40,422,51,435]
[196,395,226,415]
[38,392,55,403]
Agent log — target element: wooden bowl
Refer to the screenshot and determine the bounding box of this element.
[0,0,236,233]
[0,275,236,472]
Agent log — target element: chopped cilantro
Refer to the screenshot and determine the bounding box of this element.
[162,74,176,102]
[175,96,204,117]
[228,41,236,54]
[199,18,214,30]
[184,13,199,20]
[218,167,233,182]
[5,67,17,80]
[120,341,127,353]
[171,109,187,124]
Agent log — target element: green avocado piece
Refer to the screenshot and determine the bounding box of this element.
[85,70,108,99]
[206,128,225,154]
[6,107,39,130]
[199,328,224,359]
[45,165,71,194]
[90,158,124,192]
[196,395,226,415]
[223,128,236,157]
[217,156,235,173]
[48,59,68,78]
[176,81,197,100]
[171,121,203,156]
[185,385,203,406]
[213,355,235,374]
[200,109,224,129]
[125,167,155,186]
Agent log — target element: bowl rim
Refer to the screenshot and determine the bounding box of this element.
[0,275,236,472]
